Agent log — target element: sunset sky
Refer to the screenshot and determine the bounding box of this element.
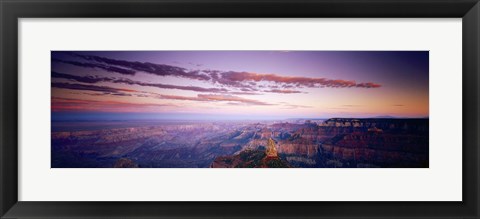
[51,51,428,120]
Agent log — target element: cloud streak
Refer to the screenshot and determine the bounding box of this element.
[53,58,136,75]
[66,52,211,81]
[265,89,303,94]
[217,72,382,89]
[156,94,274,106]
[51,80,274,106]
[52,71,228,93]
[51,82,136,94]
[51,97,175,112]
[58,53,382,92]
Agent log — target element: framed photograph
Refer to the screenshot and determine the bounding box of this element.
[1,0,479,218]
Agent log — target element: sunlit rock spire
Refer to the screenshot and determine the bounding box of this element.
[266,138,278,158]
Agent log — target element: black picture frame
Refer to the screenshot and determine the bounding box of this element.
[1,0,479,218]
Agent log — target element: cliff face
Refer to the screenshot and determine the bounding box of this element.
[274,125,359,157]
[317,119,428,167]
[321,132,428,167]
[262,119,428,168]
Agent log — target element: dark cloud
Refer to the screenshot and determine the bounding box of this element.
[66,52,210,81]
[114,78,228,93]
[52,71,228,93]
[355,82,382,88]
[51,82,135,94]
[52,58,136,75]
[52,71,113,83]
[111,93,133,96]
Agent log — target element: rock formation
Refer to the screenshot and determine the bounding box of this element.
[265,138,278,158]
[211,149,290,168]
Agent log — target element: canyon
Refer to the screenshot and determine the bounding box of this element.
[51,118,428,168]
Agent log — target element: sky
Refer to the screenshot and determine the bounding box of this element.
[51,51,429,120]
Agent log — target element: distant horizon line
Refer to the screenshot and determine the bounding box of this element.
[51,111,428,122]
[51,117,430,122]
